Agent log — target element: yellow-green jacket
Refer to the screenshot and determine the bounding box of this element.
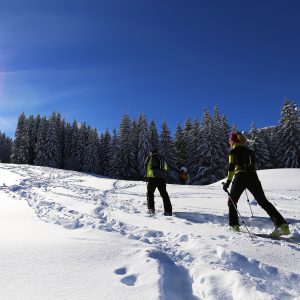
[145,154,168,179]
[227,143,256,182]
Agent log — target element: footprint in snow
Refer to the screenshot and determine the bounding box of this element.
[121,275,137,286]
[115,267,137,286]
[114,267,127,275]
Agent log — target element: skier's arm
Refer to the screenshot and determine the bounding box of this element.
[227,154,235,182]
[223,154,235,191]
[144,156,150,176]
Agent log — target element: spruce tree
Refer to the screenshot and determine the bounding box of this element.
[160,120,177,182]
[63,122,73,170]
[174,123,187,169]
[137,114,151,178]
[249,122,272,170]
[149,120,160,149]
[187,118,201,183]
[108,128,120,178]
[76,122,89,171]
[27,115,37,164]
[118,113,135,179]
[276,100,300,168]
[213,106,229,177]
[130,119,140,179]
[0,132,12,163]
[83,127,100,173]
[11,112,29,164]
[44,113,61,168]
[99,129,111,175]
[34,117,48,166]
[193,109,225,184]
[183,116,193,174]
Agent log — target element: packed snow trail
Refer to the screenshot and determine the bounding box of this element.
[1,164,300,299]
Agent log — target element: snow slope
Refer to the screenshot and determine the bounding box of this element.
[0,164,299,300]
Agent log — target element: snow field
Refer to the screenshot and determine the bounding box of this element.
[0,164,300,299]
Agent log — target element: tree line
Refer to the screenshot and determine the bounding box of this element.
[3,99,300,184]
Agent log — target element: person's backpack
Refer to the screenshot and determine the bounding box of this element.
[151,153,164,170]
[180,173,188,181]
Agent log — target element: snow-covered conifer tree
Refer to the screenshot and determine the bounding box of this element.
[0,132,12,163]
[11,112,29,164]
[149,120,159,149]
[213,106,230,177]
[27,115,38,165]
[174,123,187,169]
[183,117,193,172]
[118,113,135,179]
[54,112,65,168]
[249,122,272,170]
[68,120,81,171]
[99,129,111,175]
[43,113,61,168]
[192,109,225,184]
[83,127,100,173]
[75,122,89,171]
[160,120,177,182]
[129,119,140,179]
[63,122,73,170]
[34,117,48,166]
[108,129,120,178]
[187,118,201,183]
[276,99,300,168]
[137,114,151,178]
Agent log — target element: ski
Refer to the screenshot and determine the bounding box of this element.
[251,233,299,245]
[239,231,300,245]
[236,229,300,245]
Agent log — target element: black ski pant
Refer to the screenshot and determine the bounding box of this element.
[147,178,172,213]
[228,172,287,227]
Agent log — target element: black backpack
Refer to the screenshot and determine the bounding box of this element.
[151,153,164,170]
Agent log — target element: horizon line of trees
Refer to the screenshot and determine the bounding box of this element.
[1,99,300,184]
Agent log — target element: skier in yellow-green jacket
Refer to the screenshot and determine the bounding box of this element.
[223,131,290,237]
[144,148,172,216]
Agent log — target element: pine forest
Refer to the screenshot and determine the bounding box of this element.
[2,100,300,185]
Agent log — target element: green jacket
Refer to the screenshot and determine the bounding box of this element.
[227,144,256,182]
[145,154,168,179]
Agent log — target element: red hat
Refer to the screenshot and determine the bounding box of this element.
[229,131,246,144]
[229,132,240,143]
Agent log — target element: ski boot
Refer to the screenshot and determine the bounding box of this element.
[163,211,172,216]
[229,225,240,232]
[148,209,155,216]
[271,223,291,237]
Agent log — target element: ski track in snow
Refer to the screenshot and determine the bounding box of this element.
[1,164,300,299]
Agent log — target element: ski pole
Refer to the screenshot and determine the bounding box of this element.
[222,183,253,241]
[244,189,254,217]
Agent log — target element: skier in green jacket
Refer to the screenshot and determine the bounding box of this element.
[223,131,290,237]
[144,148,172,216]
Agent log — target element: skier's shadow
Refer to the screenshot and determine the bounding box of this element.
[174,212,228,226]
[174,212,300,229]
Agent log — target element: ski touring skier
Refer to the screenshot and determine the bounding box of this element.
[223,131,291,237]
[144,148,172,216]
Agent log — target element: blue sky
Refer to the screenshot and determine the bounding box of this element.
[1,0,300,137]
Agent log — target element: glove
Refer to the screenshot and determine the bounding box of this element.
[223,180,231,192]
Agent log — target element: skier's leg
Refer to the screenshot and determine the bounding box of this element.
[147,178,156,212]
[247,173,287,226]
[228,175,246,226]
[157,179,172,213]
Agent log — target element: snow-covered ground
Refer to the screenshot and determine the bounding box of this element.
[0,164,299,300]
